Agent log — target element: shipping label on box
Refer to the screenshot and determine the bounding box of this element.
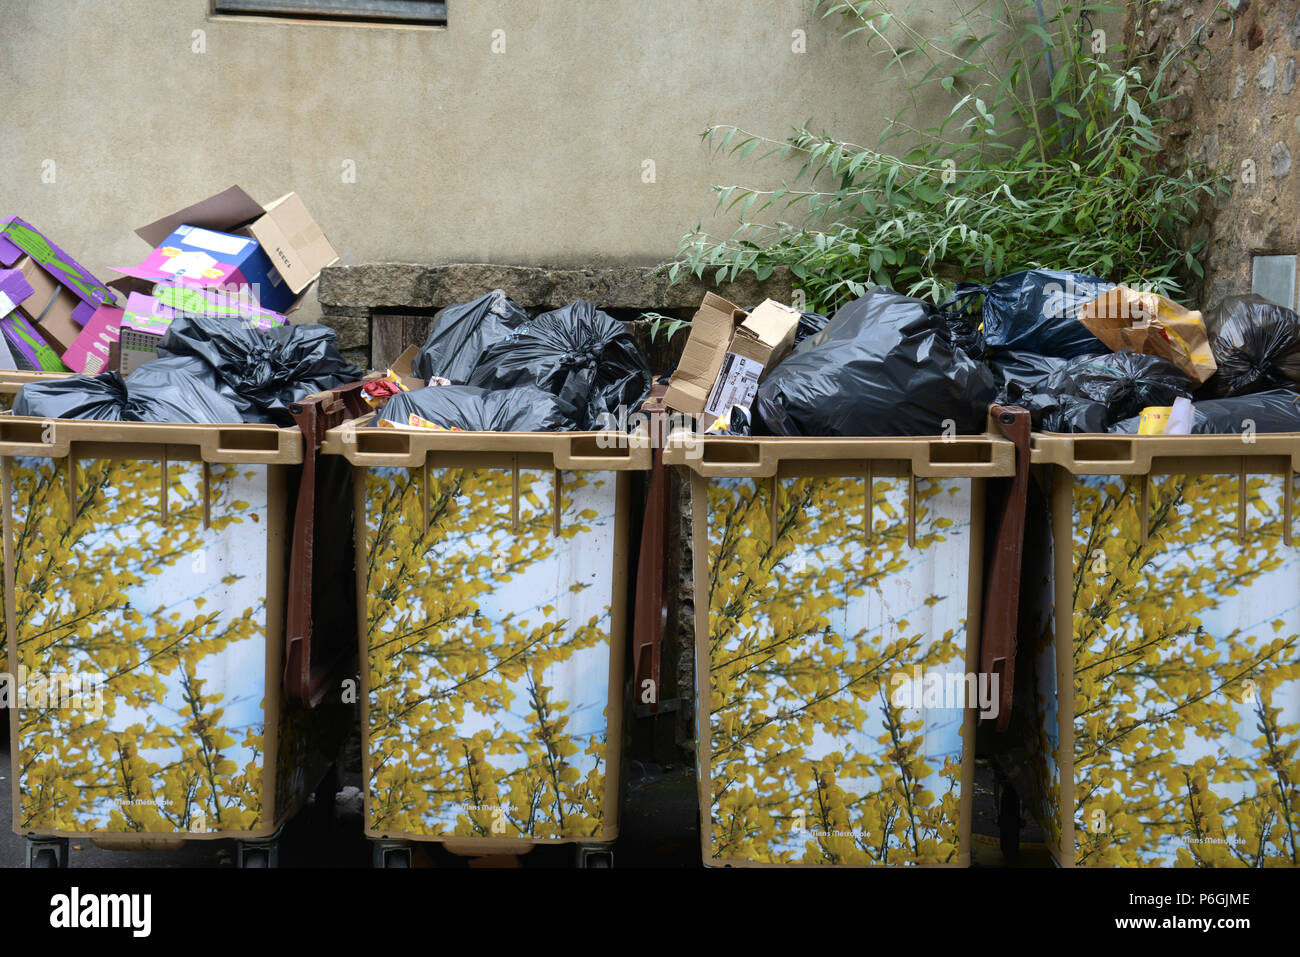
[665,295,801,419]
[703,352,766,420]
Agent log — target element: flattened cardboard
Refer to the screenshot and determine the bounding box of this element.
[134,185,265,248]
[0,217,117,320]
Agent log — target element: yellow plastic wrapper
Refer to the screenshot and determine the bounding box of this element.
[1138,406,1173,434]
[1079,286,1218,386]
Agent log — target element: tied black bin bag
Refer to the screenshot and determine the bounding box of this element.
[13,356,243,423]
[374,385,574,432]
[1201,295,1300,398]
[158,314,364,425]
[1008,350,1192,432]
[977,269,1113,358]
[754,286,996,437]
[468,301,650,430]
[412,289,530,384]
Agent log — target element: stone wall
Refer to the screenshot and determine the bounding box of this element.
[1135,0,1300,311]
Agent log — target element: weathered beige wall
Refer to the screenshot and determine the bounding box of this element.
[0,0,967,323]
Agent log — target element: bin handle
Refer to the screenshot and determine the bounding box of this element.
[980,405,1030,732]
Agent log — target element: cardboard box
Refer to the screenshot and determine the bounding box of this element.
[118,186,339,314]
[118,285,288,375]
[0,312,68,372]
[0,217,118,326]
[0,267,34,319]
[63,304,125,375]
[664,295,800,418]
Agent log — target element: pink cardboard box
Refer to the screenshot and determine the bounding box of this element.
[63,304,125,374]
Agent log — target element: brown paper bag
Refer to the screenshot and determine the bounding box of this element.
[1078,286,1218,386]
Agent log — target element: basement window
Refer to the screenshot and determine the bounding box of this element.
[213,1,446,26]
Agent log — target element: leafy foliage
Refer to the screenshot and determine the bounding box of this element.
[674,1,1230,312]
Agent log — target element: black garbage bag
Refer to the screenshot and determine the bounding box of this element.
[468,301,650,430]
[412,289,531,384]
[157,314,363,425]
[1043,351,1191,423]
[754,286,996,437]
[1111,389,1300,434]
[794,309,830,346]
[938,283,987,360]
[124,356,245,422]
[978,269,1113,358]
[14,373,131,421]
[1004,382,1110,433]
[989,349,1068,397]
[13,357,243,424]
[373,385,574,432]
[1201,295,1300,398]
[1006,351,1191,432]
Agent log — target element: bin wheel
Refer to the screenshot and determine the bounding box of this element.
[998,782,1021,863]
[26,838,69,869]
[237,839,278,869]
[373,845,412,869]
[576,846,614,869]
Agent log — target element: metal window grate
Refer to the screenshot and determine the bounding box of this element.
[214,1,446,25]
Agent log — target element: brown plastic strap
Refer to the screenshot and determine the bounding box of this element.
[980,405,1030,732]
[283,381,369,707]
[632,385,671,717]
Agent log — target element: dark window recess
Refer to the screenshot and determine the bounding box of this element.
[214,1,446,25]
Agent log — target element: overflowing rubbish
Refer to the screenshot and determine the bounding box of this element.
[411,289,530,384]
[374,384,575,432]
[971,269,1113,358]
[753,286,995,437]
[1004,351,1192,433]
[156,314,363,426]
[1110,389,1300,434]
[1201,295,1300,398]
[1077,286,1217,386]
[13,356,243,423]
[664,295,799,420]
[468,300,650,430]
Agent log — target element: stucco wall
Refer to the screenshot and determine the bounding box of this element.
[0,0,968,323]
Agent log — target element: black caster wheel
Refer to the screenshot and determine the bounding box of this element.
[998,781,1021,864]
[372,843,412,869]
[25,839,69,869]
[576,846,614,869]
[237,839,279,868]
